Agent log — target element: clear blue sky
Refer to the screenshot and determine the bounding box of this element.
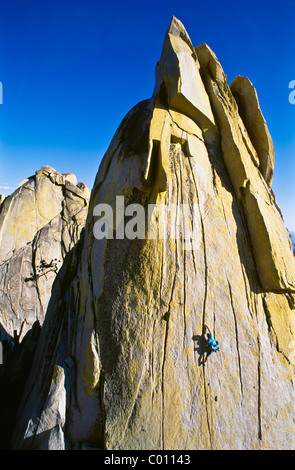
[0,0,294,229]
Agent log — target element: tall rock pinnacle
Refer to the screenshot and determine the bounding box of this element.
[4,17,295,450]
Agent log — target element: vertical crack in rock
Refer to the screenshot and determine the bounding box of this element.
[257,337,263,441]
[161,263,177,450]
[186,154,211,444]
[186,148,212,446]
[261,294,279,349]
[202,367,213,448]
[227,277,243,396]
[31,231,44,315]
[177,151,188,345]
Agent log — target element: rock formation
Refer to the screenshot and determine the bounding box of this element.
[0,167,90,448]
[0,166,90,342]
[1,17,295,450]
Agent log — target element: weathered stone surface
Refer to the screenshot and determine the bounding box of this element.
[153,16,216,142]
[196,43,295,292]
[230,75,275,186]
[0,166,90,341]
[6,17,295,451]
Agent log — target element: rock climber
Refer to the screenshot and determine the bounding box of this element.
[204,324,219,363]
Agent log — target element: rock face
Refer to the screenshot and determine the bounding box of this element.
[0,167,90,448]
[230,75,275,186]
[0,166,90,342]
[3,17,295,450]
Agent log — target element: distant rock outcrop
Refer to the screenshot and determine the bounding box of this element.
[0,166,90,342]
[0,167,89,449]
[1,17,295,450]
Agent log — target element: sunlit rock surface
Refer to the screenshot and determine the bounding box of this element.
[2,17,295,450]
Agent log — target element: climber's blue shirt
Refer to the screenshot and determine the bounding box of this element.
[207,335,215,346]
[207,335,219,351]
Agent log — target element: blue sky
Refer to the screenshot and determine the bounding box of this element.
[0,0,294,229]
